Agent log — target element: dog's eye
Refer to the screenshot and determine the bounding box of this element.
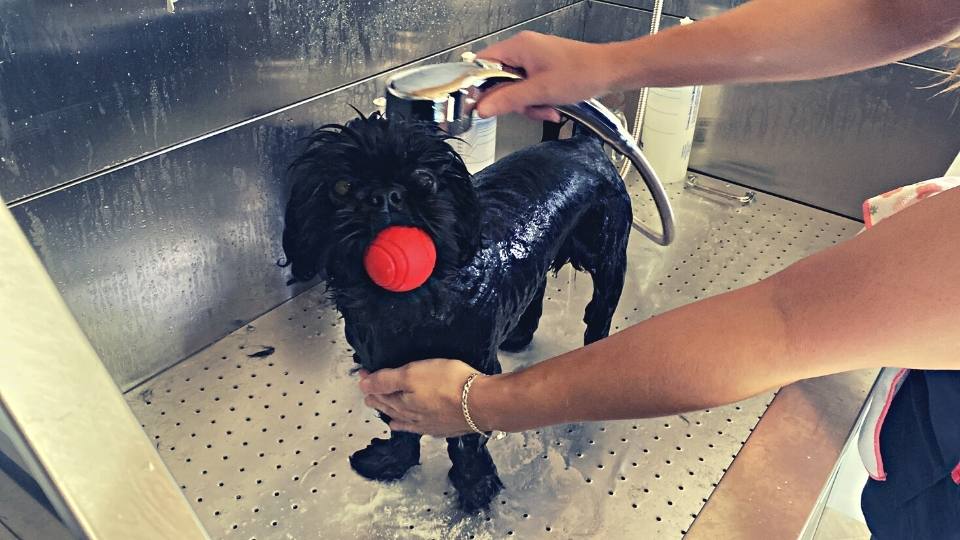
[411,170,437,194]
[333,180,352,196]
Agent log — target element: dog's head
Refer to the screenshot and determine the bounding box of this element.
[282,113,481,293]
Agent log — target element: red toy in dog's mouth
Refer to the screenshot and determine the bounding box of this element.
[363,226,436,292]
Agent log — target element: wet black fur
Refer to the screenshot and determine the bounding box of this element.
[282,113,632,512]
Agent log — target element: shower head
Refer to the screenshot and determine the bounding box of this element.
[383,57,677,246]
[385,58,521,136]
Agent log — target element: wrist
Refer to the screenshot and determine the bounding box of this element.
[467,372,511,433]
[600,40,651,93]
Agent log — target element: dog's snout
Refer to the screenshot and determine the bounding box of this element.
[369,188,404,212]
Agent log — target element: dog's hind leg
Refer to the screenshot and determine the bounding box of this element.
[499,278,547,352]
[580,197,631,345]
[349,415,421,482]
[447,434,504,512]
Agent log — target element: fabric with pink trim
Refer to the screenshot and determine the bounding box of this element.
[856,177,960,481]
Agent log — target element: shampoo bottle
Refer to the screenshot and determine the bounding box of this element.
[639,17,702,183]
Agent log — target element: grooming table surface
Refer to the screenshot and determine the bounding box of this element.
[127,175,857,539]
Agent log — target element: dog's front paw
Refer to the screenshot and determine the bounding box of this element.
[449,470,504,512]
[349,436,420,481]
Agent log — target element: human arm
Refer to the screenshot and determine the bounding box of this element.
[361,187,960,436]
[477,0,960,120]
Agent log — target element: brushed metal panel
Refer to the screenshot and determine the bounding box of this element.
[589,0,958,72]
[0,466,73,540]
[908,44,960,73]
[687,369,877,540]
[9,4,587,392]
[592,0,744,19]
[582,3,683,155]
[585,1,650,43]
[691,65,960,218]
[1,198,208,539]
[0,0,576,203]
[584,1,960,218]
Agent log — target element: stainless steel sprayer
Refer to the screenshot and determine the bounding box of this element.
[383,57,676,246]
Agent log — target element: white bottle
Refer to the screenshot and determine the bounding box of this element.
[640,17,702,184]
[448,113,497,174]
[447,51,498,174]
[374,93,497,175]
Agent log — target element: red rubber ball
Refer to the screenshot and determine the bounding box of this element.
[363,226,437,292]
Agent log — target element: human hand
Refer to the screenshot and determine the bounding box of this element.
[358,359,494,437]
[476,31,617,122]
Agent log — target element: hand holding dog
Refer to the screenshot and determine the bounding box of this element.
[359,360,489,437]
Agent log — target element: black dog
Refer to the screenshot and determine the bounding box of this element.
[281,113,632,511]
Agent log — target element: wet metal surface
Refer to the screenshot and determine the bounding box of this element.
[585,0,960,219]
[127,176,858,539]
[10,5,586,391]
[1,199,207,539]
[0,0,575,202]
[691,66,960,218]
[687,369,877,540]
[592,0,746,19]
[596,0,960,71]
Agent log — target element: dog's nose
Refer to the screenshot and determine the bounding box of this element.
[369,188,404,212]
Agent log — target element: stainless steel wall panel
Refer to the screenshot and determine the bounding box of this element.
[592,0,744,19]
[585,1,960,218]
[691,66,960,217]
[9,4,587,391]
[0,0,576,203]
[581,3,680,161]
[907,45,960,73]
[588,0,959,73]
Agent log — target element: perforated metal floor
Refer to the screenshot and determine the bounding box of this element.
[127,175,857,539]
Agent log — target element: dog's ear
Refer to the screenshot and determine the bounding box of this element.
[282,128,352,283]
[444,157,482,262]
[419,135,483,265]
[282,174,331,283]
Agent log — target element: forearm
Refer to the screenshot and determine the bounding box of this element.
[473,276,799,432]
[473,187,960,433]
[605,0,960,89]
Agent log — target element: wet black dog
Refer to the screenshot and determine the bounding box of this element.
[281,113,632,511]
